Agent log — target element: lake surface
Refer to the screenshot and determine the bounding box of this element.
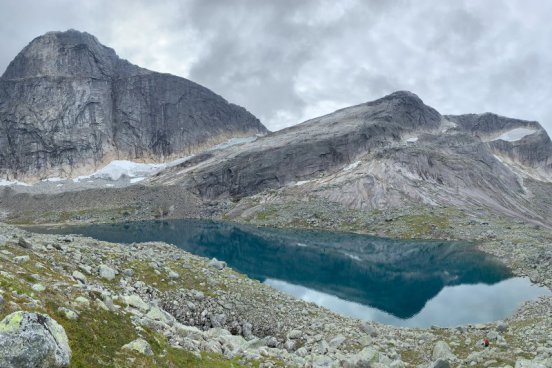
[34,219,550,327]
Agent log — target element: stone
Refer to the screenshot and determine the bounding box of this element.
[287,329,302,339]
[146,306,174,326]
[72,270,87,284]
[13,255,30,264]
[0,311,71,367]
[295,347,308,357]
[210,313,227,328]
[329,334,346,348]
[432,341,456,361]
[17,237,33,249]
[122,269,134,277]
[32,284,46,292]
[428,359,450,368]
[496,321,508,333]
[360,321,378,337]
[98,264,116,281]
[207,258,227,270]
[343,346,380,367]
[74,296,90,308]
[123,294,150,313]
[201,340,223,354]
[58,307,79,320]
[122,338,153,356]
[168,270,179,279]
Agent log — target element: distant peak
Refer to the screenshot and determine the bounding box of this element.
[1,29,141,80]
[380,90,424,103]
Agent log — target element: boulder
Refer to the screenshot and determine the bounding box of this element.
[0,311,71,367]
[98,264,117,281]
[432,341,456,361]
[122,338,153,356]
[207,258,227,270]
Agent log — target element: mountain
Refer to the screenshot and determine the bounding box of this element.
[149,91,552,226]
[0,30,267,180]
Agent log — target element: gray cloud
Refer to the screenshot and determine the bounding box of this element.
[1,0,552,134]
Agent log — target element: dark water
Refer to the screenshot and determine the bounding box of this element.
[33,219,550,327]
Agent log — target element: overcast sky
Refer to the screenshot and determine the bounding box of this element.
[1,0,551,134]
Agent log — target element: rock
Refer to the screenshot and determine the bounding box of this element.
[58,307,79,320]
[98,264,116,281]
[145,306,174,326]
[72,270,87,284]
[122,338,153,356]
[207,258,227,270]
[13,255,30,264]
[428,359,450,368]
[0,30,266,179]
[17,237,33,249]
[201,339,223,354]
[0,311,71,367]
[496,321,508,333]
[432,341,456,361]
[343,346,380,367]
[123,294,150,313]
[122,269,134,277]
[265,336,278,348]
[284,339,296,352]
[32,284,46,292]
[210,313,227,328]
[0,295,4,306]
[329,334,346,349]
[296,347,308,357]
[74,296,90,308]
[360,321,378,337]
[287,329,302,339]
[168,270,179,279]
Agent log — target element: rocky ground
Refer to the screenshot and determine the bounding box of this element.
[0,205,551,367]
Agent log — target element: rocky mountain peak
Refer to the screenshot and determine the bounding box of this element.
[361,90,442,129]
[1,29,143,80]
[0,30,267,180]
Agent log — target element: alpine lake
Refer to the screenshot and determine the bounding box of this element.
[33,219,550,328]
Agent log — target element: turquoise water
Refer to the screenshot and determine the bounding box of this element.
[35,219,550,327]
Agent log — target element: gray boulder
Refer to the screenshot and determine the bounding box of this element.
[0,311,71,367]
[208,258,227,270]
[432,341,456,361]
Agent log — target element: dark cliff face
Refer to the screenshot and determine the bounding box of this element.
[0,30,267,179]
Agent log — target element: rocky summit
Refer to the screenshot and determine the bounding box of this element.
[0,30,267,180]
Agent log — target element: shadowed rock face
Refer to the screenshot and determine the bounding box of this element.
[0,30,267,179]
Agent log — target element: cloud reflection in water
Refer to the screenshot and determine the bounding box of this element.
[265,277,550,327]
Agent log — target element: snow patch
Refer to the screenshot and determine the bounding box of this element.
[42,177,64,182]
[130,177,145,184]
[344,161,361,171]
[405,137,418,143]
[73,160,167,182]
[295,180,312,186]
[0,179,30,187]
[495,128,537,142]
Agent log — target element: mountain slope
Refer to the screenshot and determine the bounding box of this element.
[149,91,552,226]
[0,30,267,180]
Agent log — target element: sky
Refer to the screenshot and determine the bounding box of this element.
[1,0,551,134]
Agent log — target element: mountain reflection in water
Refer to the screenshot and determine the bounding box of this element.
[35,219,550,326]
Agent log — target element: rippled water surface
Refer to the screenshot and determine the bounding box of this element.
[35,219,550,327]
